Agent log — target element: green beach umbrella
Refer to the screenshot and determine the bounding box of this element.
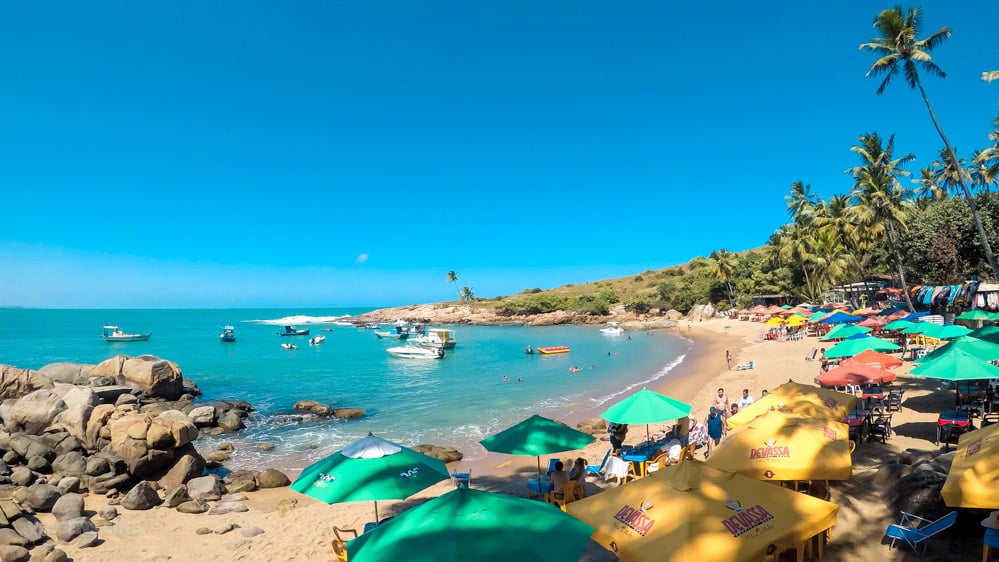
[824,335,900,359]
[808,311,829,323]
[819,324,872,341]
[917,335,999,364]
[346,487,595,562]
[910,349,999,381]
[883,319,915,331]
[900,323,933,335]
[290,433,450,523]
[920,323,972,340]
[599,388,692,443]
[480,414,595,485]
[956,309,995,321]
[969,325,999,345]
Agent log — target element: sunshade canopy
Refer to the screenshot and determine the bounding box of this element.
[479,414,595,456]
[840,349,903,369]
[883,319,915,331]
[814,362,896,387]
[706,410,852,481]
[941,423,999,509]
[824,335,900,359]
[923,323,972,340]
[726,382,856,431]
[347,487,596,562]
[600,388,692,425]
[566,460,839,562]
[909,349,999,381]
[969,325,999,344]
[818,311,864,325]
[290,434,450,505]
[819,324,871,341]
[956,309,996,321]
[918,336,999,364]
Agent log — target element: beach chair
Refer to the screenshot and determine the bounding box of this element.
[585,449,611,477]
[870,414,892,443]
[887,389,903,412]
[551,480,579,512]
[804,348,818,361]
[884,511,957,555]
[331,526,358,562]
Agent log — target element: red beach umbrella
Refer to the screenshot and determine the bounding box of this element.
[857,317,886,328]
[840,349,903,369]
[814,363,897,388]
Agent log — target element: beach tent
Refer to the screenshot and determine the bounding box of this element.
[706,410,852,481]
[819,324,871,341]
[814,362,897,388]
[479,414,595,488]
[818,311,864,325]
[566,460,839,562]
[840,349,903,369]
[599,388,692,443]
[823,334,900,359]
[726,382,856,431]
[346,487,595,562]
[941,423,999,509]
[290,433,450,524]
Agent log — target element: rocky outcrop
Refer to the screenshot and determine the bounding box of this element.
[686,303,721,322]
[885,448,951,521]
[91,355,184,400]
[412,444,463,463]
[0,366,53,401]
[36,363,95,386]
[108,412,198,478]
[8,390,66,435]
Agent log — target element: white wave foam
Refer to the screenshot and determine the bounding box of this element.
[589,351,691,408]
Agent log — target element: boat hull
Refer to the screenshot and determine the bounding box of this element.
[386,346,444,359]
[103,334,151,342]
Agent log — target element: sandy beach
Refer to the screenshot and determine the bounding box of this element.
[49,317,977,562]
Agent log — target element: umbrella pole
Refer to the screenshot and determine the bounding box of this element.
[374,500,379,524]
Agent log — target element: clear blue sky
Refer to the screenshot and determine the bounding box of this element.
[2,1,998,308]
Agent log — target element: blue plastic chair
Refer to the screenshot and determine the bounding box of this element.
[585,449,611,476]
[884,511,957,555]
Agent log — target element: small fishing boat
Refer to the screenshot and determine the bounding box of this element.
[219,325,236,342]
[309,335,326,345]
[409,328,457,349]
[386,345,444,359]
[281,343,297,350]
[374,328,409,340]
[537,346,570,354]
[278,325,310,336]
[102,326,151,342]
[600,322,624,336]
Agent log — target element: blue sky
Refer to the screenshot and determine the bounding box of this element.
[2,1,998,308]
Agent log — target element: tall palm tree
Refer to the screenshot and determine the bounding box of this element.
[969,149,996,193]
[807,229,852,299]
[767,224,818,302]
[861,5,999,278]
[708,249,739,308]
[459,286,475,302]
[930,147,970,196]
[912,167,948,204]
[446,270,460,300]
[785,181,820,225]
[846,132,917,311]
[814,194,873,299]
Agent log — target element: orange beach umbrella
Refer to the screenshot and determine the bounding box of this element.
[814,363,896,388]
[840,349,903,369]
[566,460,839,562]
[706,410,852,481]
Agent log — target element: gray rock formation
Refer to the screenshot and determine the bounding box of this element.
[255,469,290,489]
[0,366,53,400]
[9,390,66,435]
[90,355,184,400]
[120,481,162,510]
[412,444,463,463]
[187,475,225,501]
[55,517,97,543]
[51,494,84,522]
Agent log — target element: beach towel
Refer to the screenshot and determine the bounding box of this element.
[689,422,707,447]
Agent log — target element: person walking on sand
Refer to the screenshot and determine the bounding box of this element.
[704,407,725,459]
[713,388,729,417]
[725,350,732,370]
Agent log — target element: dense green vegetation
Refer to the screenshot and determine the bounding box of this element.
[466,6,999,317]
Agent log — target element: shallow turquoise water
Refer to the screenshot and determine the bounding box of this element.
[0,308,691,470]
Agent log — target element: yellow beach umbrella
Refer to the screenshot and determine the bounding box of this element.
[783,315,807,327]
[566,460,839,562]
[764,317,785,327]
[941,422,999,509]
[706,410,852,481]
[727,382,856,432]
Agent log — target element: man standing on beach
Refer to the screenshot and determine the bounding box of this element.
[704,407,725,459]
[713,388,729,417]
[725,350,732,370]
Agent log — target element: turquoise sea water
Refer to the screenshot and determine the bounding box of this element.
[0,308,691,471]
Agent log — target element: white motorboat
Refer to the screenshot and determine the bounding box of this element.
[410,328,457,349]
[600,322,624,336]
[102,326,151,342]
[386,345,444,359]
[281,343,297,350]
[309,335,326,345]
[219,325,236,342]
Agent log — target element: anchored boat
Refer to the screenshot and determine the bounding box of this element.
[102,326,151,342]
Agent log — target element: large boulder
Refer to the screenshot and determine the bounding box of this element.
[37,363,95,386]
[22,484,61,512]
[412,444,463,463]
[256,469,290,489]
[0,366,53,400]
[55,517,97,543]
[91,355,183,400]
[686,303,720,322]
[187,475,225,501]
[293,401,334,417]
[52,494,84,522]
[108,414,176,478]
[158,450,206,490]
[120,481,162,511]
[9,390,67,434]
[51,387,97,443]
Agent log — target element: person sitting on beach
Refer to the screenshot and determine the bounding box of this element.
[738,388,755,409]
[549,461,571,499]
[568,458,587,498]
[730,403,739,417]
[704,407,725,459]
[736,361,755,371]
